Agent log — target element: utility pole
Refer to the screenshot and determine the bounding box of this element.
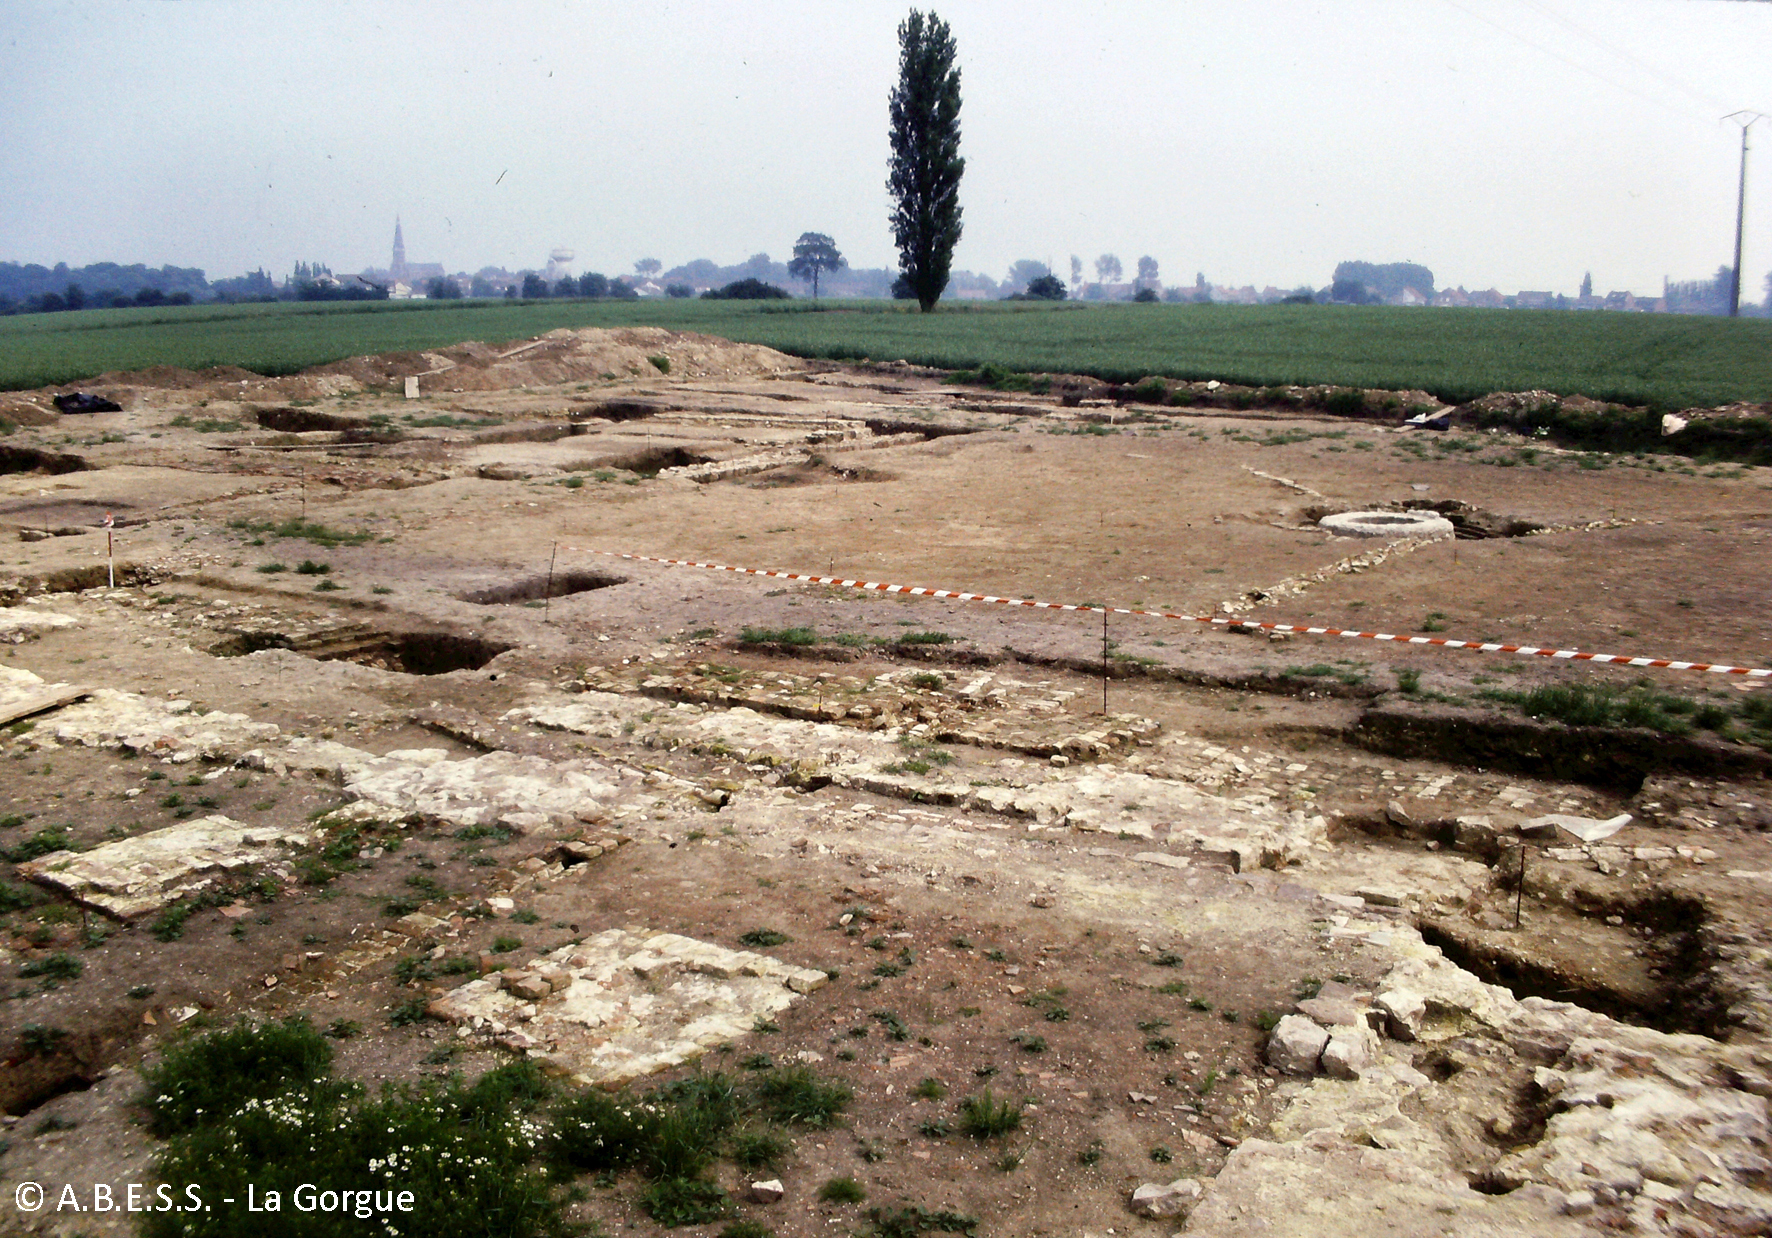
[1723,112,1766,318]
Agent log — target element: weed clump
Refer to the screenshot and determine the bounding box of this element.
[739,928,792,948]
[958,1089,1023,1138]
[739,626,820,646]
[755,1065,853,1128]
[819,1175,868,1203]
[139,1017,334,1137]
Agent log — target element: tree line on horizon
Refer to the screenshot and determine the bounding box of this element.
[6,13,1767,320]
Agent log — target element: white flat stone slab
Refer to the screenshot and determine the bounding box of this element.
[428,928,829,1085]
[18,815,310,918]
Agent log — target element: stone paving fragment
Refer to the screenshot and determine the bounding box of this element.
[18,815,309,918]
[427,928,829,1085]
[45,688,280,762]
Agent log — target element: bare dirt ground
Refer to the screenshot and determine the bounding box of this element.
[2,326,1772,1237]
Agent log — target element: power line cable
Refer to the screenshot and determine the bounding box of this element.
[1511,0,1745,116]
[1439,0,1719,120]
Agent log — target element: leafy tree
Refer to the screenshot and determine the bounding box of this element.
[1004,259,1050,291]
[1132,287,1159,303]
[1070,255,1083,292]
[665,282,693,298]
[577,272,609,298]
[787,232,847,300]
[64,283,85,311]
[1025,273,1066,300]
[1332,261,1435,301]
[1095,254,1121,285]
[428,277,463,299]
[635,258,662,280]
[470,275,498,298]
[607,278,639,300]
[887,9,965,312]
[701,278,791,300]
[1136,255,1159,289]
[554,278,577,298]
[520,273,548,298]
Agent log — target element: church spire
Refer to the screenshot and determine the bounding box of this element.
[391,217,407,279]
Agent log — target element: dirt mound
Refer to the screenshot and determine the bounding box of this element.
[1459,389,1566,414]
[381,326,806,394]
[12,328,805,413]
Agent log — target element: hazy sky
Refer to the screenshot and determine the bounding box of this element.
[5,0,1770,297]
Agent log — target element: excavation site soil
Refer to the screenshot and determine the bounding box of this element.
[3,325,1772,1237]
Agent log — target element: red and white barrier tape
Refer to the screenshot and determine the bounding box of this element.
[568,548,1771,679]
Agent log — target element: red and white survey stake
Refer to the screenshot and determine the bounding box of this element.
[103,511,114,588]
[570,549,1772,680]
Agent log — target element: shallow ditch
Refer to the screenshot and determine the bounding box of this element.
[586,446,713,475]
[1418,897,1728,1038]
[0,563,161,603]
[316,632,511,674]
[1354,700,1772,790]
[862,418,982,440]
[212,627,511,674]
[254,407,370,433]
[0,445,92,475]
[454,569,628,605]
[573,400,663,422]
[469,422,591,445]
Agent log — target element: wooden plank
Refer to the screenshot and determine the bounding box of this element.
[0,686,91,728]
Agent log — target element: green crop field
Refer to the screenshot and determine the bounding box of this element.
[3,296,1770,409]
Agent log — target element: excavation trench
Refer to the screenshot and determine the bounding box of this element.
[862,418,982,441]
[1417,903,1727,1038]
[454,569,627,605]
[0,445,92,475]
[212,628,511,675]
[254,407,369,433]
[587,446,713,475]
[572,400,663,422]
[1354,701,1772,790]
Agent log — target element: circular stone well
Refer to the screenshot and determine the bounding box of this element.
[1319,510,1456,539]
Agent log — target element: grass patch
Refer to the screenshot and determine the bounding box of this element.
[2,826,73,862]
[739,625,819,646]
[142,1040,566,1238]
[6,299,1772,414]
[1476,679,1772,749]
[819,1176,868,1203]
[19,951,82,981]
[863,1204,980,1237]
[738,928,792,948]
[227,516,372,548]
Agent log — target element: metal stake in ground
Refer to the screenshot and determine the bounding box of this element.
[1102,606,1110,714]
[300,467,307,521]
[104,512,114,588]
[544,542,558,623]
[1515,843,1527,928]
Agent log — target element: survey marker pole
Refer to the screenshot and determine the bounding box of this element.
[1101,607,1110,715]
[544,542,558,623]
[104,512,114,588]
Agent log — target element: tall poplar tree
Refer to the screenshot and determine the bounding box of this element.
[887,10,964,313]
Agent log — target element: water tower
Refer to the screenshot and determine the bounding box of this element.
[544,247,575,283]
